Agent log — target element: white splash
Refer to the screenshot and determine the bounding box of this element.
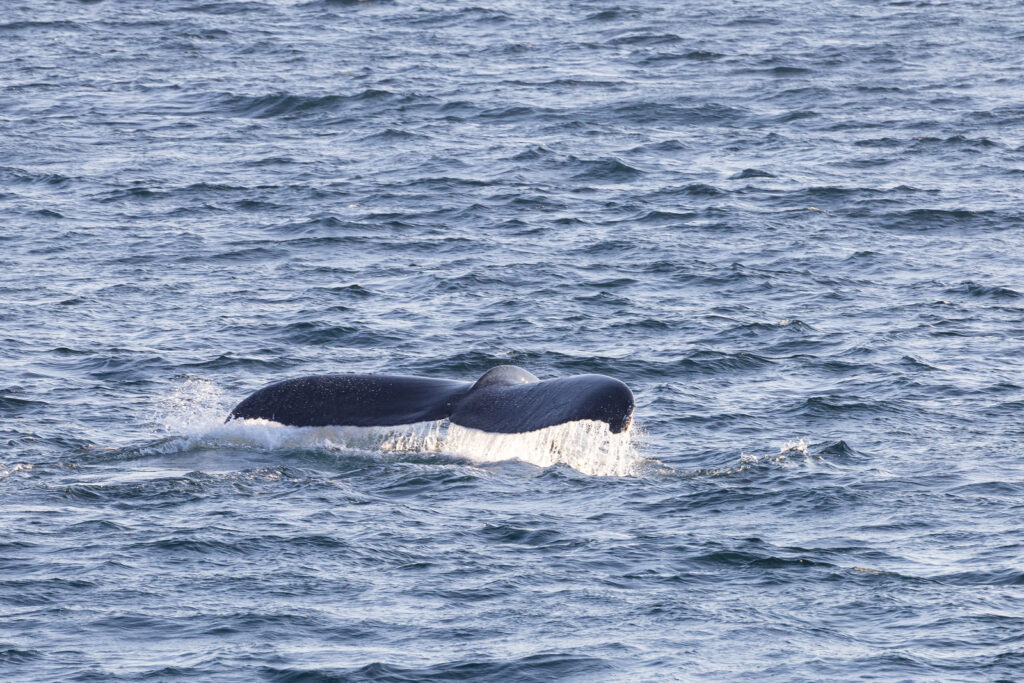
[152,379,648,477]
[0,462,33,480]
[444,421,644,477]
[202,419,449,456]
[155,378,233,436]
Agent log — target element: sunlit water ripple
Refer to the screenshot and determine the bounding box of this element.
[3,0,1024,679]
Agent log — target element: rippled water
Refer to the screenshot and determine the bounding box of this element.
[4,0,1024,679]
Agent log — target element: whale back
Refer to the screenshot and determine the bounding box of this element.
[468,365,539,390]
[228,365,634,434]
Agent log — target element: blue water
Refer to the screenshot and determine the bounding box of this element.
[3,0,1024,679]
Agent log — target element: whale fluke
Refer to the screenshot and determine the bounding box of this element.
[227,365,635,434]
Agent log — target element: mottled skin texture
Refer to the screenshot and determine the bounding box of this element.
[229,365,634,434]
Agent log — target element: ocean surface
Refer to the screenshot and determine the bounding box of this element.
[3,0,1024,679]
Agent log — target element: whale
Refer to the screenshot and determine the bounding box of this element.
[227,365,635,434]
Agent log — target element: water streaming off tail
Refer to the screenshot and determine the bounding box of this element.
[444,421,645,477]
[178,419,645,477]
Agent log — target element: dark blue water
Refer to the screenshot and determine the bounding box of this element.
[4,0,1024,679]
